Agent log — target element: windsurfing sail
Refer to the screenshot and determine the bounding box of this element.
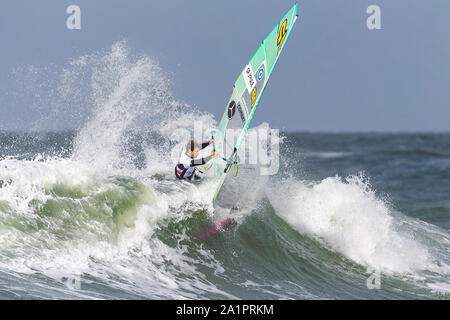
[211,3,298,206]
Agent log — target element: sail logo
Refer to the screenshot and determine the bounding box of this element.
[257,67,264,81]
[227,101,237,120]
[237,103,246,122]
[251,87,257,109]
[243,64,256,93]
[246,66,255,88]
[277,19,288,55]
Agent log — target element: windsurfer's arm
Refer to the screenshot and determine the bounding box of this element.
[200,139,215,150]
[190,152,218,166]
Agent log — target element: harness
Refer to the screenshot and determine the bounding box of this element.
[175,153,196,180]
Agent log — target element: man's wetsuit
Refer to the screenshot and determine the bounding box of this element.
[175,142,213,180]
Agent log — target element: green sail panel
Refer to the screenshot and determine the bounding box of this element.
[212,3,298,203]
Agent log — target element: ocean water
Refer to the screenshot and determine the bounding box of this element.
[0,42,448,299]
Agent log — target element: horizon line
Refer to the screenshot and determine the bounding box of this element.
[1,129,449,135]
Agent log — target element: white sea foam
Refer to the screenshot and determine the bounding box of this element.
[303,151,352,159]
[267,174,446,275]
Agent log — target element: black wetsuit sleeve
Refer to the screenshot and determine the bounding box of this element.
[201,141,210,149]
[190,155,213,167]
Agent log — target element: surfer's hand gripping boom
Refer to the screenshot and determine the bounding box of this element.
[222,157,238,165]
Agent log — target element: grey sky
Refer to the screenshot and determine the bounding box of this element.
[1,0,449,132]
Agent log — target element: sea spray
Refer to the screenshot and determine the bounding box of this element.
[0,42,229,298]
